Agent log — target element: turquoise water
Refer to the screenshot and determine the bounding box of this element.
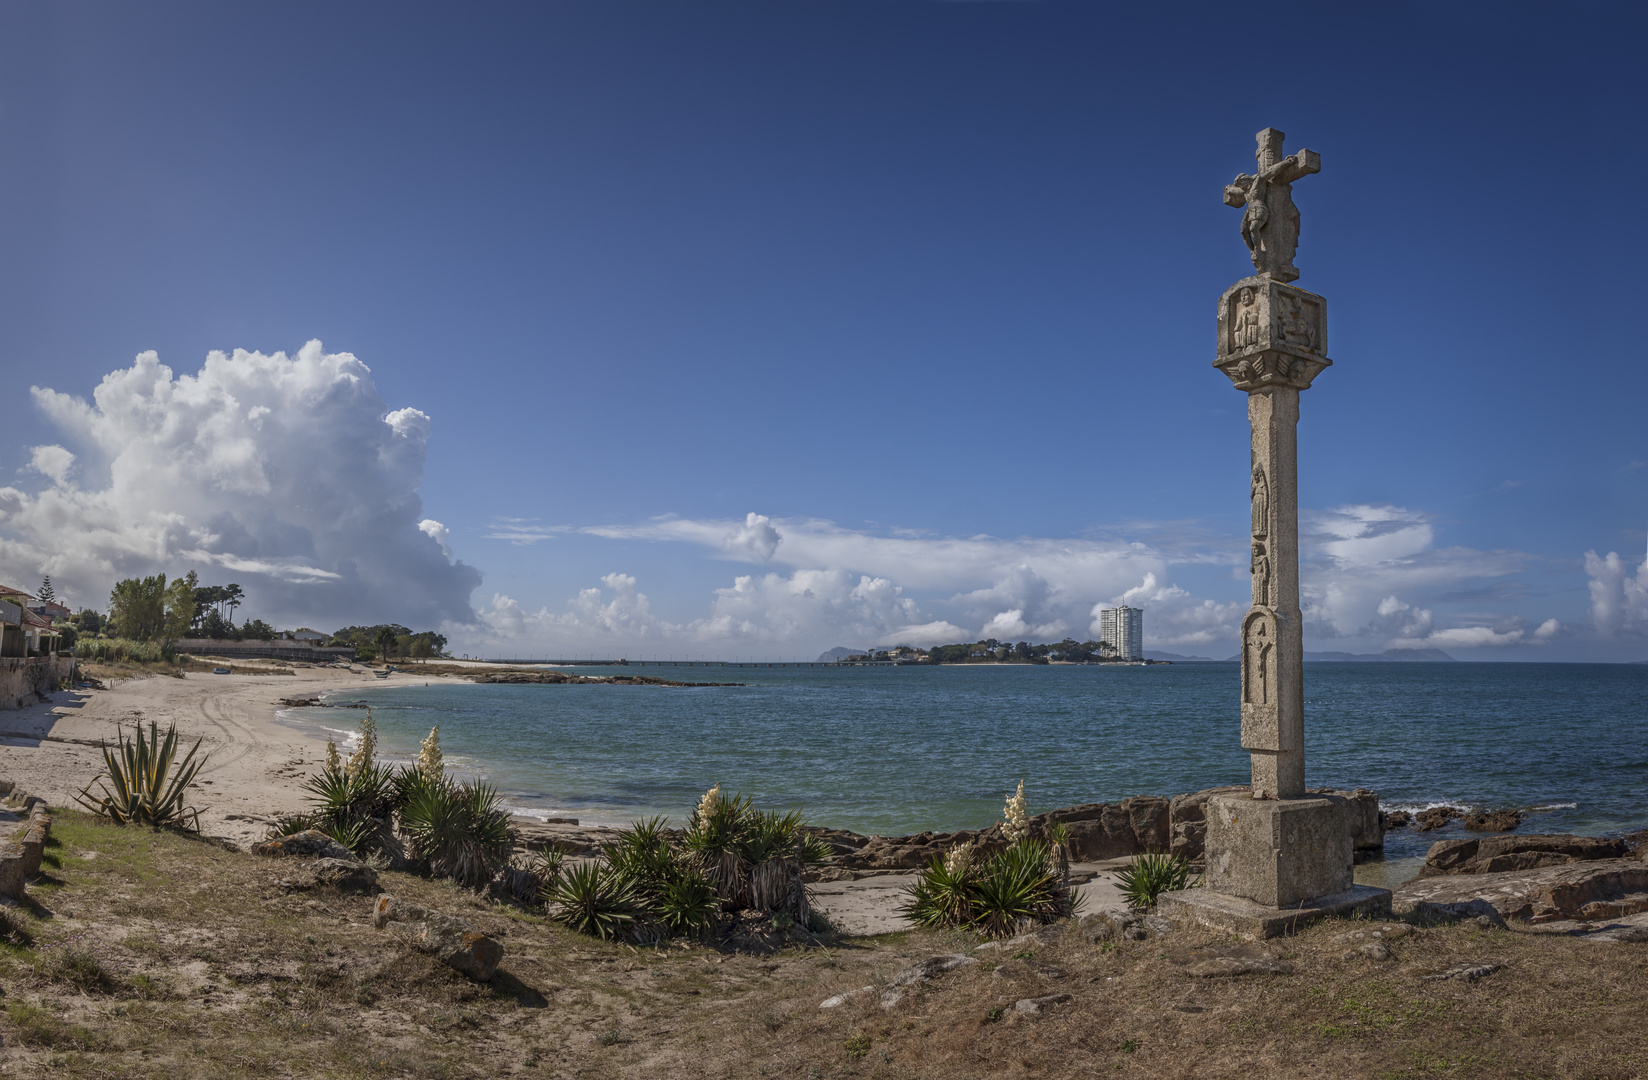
[295,662,1648,863]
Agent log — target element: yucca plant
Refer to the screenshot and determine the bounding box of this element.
[1116,850,1194,909]
[265,813,314,837]
[74,721,206,830]
[900,837,1079,940]
[903,853,976,931]
[399,779,517,887]
[655,872,722,936]
[303,760,398,855]
[544,861,638,940]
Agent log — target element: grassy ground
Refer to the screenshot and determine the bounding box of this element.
[1,812,1644,1079]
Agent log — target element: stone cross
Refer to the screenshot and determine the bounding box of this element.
[1223,128,1320,284]
[1214,129,1333,800]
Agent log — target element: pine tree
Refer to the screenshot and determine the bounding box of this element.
[38,576,55,604]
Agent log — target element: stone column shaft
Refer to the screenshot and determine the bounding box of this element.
[1243,388,1305,798]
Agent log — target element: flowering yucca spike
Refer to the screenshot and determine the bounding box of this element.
[345,709,377,780]
[1002,779,1029,844]
[943,840,975,877]
[417,724,443,783]
[324,739,341,774]
[695,782,722,825]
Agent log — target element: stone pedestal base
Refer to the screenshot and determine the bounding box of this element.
[1204,793,1352,907]
[1156,884,1392,939]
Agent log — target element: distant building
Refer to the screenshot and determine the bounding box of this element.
[286,628,329,643]
[1098,606,1144,661]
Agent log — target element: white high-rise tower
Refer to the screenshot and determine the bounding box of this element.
[1098,605,1144,661]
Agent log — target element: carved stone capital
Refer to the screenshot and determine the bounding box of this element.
[1214,277,1332,393]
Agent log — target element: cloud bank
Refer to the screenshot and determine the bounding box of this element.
[460,504,1564,658]
[0,342,479,628]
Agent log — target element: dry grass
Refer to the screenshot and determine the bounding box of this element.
[1,812,1644,1079]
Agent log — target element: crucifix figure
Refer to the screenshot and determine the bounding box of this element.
[1223,128,1321,283]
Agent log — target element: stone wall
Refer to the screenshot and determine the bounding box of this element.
[0,780,51,900]
[0,656,72,711]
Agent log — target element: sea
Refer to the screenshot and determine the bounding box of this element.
[283,661,1648,885]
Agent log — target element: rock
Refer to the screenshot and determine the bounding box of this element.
[991,960,1067,981]
[1012,993,1073,1015]
[1356,942,1395,961]
[310,857,379,893]
[1416,806,1464,832]
[885,953,977,989]
[819,986,876,1009]
[1576,896,1648,920]
[1184,956,1293,977]
[1576,912,1648,943]
[1310,788,1384,852]
[371,894,504,982]
[1423,962,1500,982]
[1079,910,1162,943]
[1419,834,1631,878]
[1407,899,1508,929]
[1394,860,1648,923]
[1381,810,1413,830]
[1122,796,1171,851]
[1331,923,1414,944]
[253,830,357,862]
[1462,809,1523,832]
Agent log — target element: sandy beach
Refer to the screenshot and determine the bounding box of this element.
[0,667,413,847]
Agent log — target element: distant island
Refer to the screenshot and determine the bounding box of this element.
[818,638,1165,665]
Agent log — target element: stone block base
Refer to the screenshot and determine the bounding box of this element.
[1156,884,1392,939]
[1205,794,1353,908]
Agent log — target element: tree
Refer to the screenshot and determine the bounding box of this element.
[74,609,105,636]
[242,618,276,641]
[374,625,399,660]
[38,576,55,604]
[109,576,169,640]
[165,572,197,640]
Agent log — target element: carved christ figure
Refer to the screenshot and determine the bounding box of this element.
[1223,128,1320,283]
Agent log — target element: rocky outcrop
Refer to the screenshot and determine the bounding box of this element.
[1462,809,1523,832]
[372,895,504,981]
[1394,858,1648,923]
[1417,834,1631,878]
[818,785,1383,871]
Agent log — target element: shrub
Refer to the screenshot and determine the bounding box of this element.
[75,638,176,664]
[74,721,206,829]
[399,779,517,887]
[1115,850,1194,908]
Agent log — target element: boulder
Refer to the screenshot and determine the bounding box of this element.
[371,894,504,982]
[1415,806,1464,831]
[1418,834,1631,878]
[1423,963,1500,982]
[876,953,977,1009]
[1406,898,1508,930]
[253,829,357,862]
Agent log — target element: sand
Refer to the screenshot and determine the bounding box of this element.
[0,667,403,847]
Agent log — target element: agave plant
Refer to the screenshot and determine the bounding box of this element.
[74,721,207,830]
[1116,850,1194,909]
[544,860,638,940]
[399,779,517,887]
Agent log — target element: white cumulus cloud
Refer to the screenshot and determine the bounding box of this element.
[0,342,479,627]
[1584,541,1648,636]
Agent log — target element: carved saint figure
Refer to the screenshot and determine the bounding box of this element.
[1250,466,1269,539]
[1251,542,1271,606]
[1280,296,1315,350]
[1243,616,1273,705]
[1223,128,1320,283]
[1232,287,1261,350]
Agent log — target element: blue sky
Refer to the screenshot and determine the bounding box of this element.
[1,2,1644,661]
